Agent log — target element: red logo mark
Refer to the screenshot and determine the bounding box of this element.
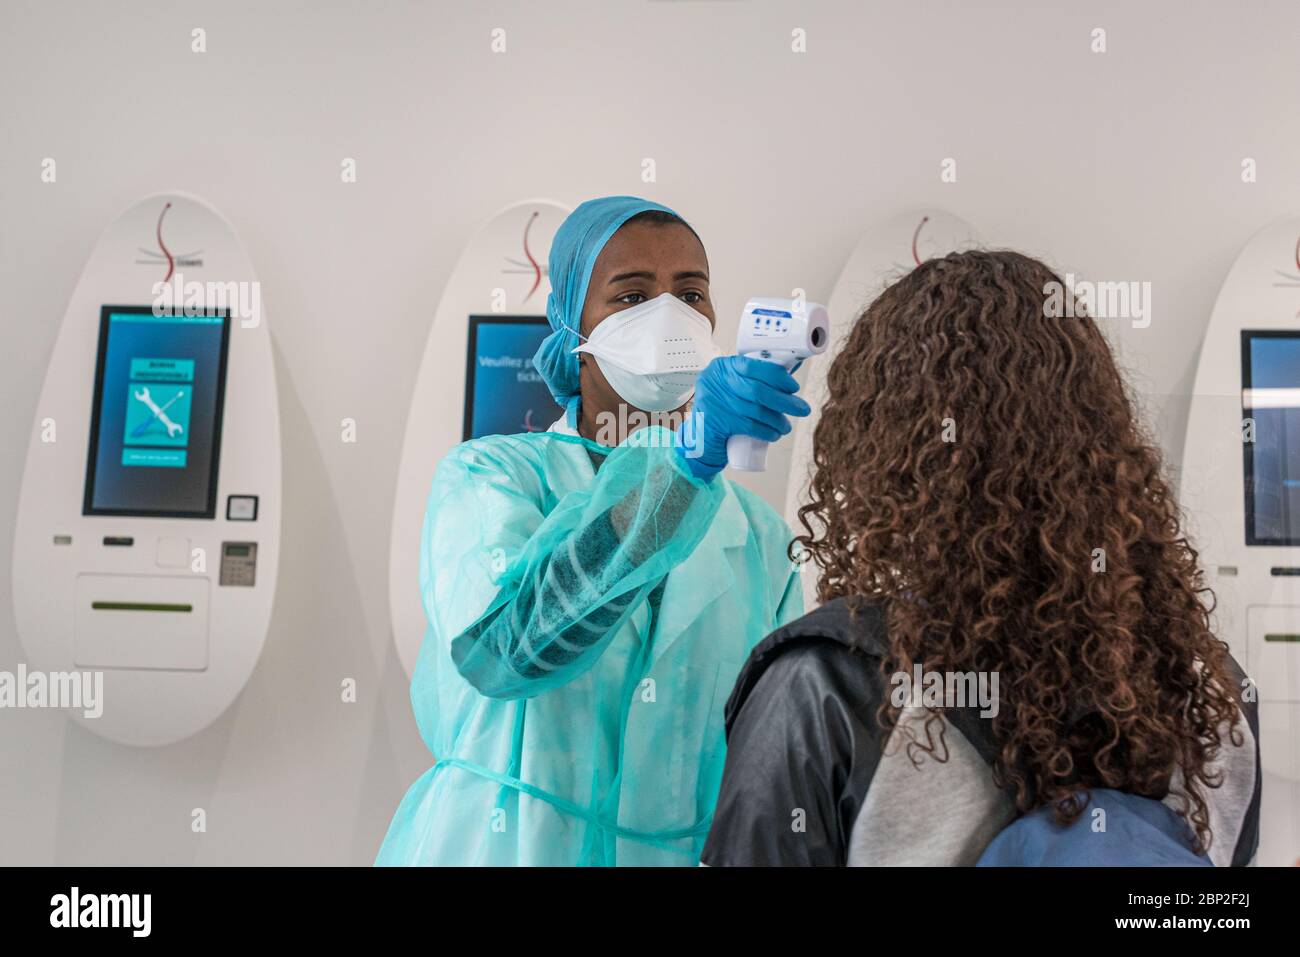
[156,202,175,282]
[522,211,542,302]
[911,215,930,267]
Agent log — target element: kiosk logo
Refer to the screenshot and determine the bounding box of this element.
[501,209,548,303]
[1272,236,1300,288]
[136,202,203,280]
[911,215,929,266]
[887,215,936,273]
[890,214,975,274]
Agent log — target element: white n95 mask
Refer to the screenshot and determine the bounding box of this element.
[571,292,720,412]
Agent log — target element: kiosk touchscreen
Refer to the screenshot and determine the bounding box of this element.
[84,307,231,518]
[1242,331,1300,547]
[463,315,561,440]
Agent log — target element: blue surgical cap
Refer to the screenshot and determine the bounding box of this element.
[533,195,679,427]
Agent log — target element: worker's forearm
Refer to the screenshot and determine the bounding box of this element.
[451,437,724,697]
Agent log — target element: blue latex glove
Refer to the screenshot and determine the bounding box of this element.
[675,356,812,480]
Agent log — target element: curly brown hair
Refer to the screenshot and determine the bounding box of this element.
[793,249,1243,851]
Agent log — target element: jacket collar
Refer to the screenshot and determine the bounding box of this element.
[719,597,1002,768]
[722,598,886,733]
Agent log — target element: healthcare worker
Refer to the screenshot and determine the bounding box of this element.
[377,196,810,866]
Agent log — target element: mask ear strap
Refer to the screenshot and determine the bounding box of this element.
[565,322,590,357]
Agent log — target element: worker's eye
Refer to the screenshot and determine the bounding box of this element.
[679,290,704,304]
[616,292,646,305]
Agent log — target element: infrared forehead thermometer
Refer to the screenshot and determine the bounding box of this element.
[727,297,830,472]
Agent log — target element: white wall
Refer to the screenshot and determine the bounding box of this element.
[1,0,1297,864]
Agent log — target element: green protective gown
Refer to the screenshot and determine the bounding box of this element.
[376,424,802,865]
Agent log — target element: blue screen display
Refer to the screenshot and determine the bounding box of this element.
[1244,332,1300,545]
[465,317,562,440]
[84,307,230,517]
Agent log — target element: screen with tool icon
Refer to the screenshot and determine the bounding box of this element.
[84,306,230,517]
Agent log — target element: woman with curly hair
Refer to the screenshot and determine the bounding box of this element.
[701,249,1260,866]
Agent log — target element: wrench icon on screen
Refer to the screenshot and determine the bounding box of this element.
[133,386,185,438]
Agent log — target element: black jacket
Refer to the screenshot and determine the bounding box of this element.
[701,598,1261,866]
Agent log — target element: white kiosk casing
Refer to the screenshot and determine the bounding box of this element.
[389,200,570,677]
[1181,218,1300,864]
[12,193,281,746]
[783,210,980,612]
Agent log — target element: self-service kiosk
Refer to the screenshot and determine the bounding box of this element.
[12,193,281,746]
[388,200,569,677]
[1181,217,1300,864]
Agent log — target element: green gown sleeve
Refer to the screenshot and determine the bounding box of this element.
[419,427,726,700]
